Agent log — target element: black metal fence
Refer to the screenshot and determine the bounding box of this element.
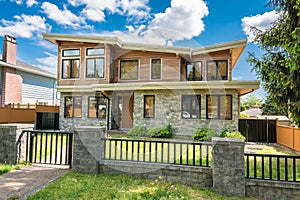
[36,112,59,130]
[102,138,212,167]
[245,153,300,182]
[239,119,277,143]
[17,130,73,167]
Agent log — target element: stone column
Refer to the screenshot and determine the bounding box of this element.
[0,124,34,165]
[212,137,245,197]
[72,126,105,174]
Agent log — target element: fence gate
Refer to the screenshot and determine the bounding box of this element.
[238,119,277,143]
[18,130,73,167]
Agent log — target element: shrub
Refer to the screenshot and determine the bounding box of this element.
[149,124,174,138]
[220,130,246,141]
[128,126,149,137]
[240,113,250,118]
[193,127,217,141]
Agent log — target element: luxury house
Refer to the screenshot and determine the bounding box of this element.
[0,35,58,106]
[43,33,259,136]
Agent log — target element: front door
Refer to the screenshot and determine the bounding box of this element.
[121,95,134,129]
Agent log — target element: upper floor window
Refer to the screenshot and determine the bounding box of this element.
[144,95,155,118]
[207,60,228,81]
[88,96,107,118]
[206,95,232,120]
[120,59,139,80]
[182,95,201,119]
[62,49,80,79]
[86,48,105,78]
[187,61,202,81]
[151,59,161,79]
[64,96,82,118]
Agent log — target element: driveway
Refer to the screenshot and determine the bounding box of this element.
[0,164,69,200]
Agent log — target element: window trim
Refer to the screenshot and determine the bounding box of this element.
[144,95,155,118]
[86,48,105,56]
[85,58,105,79]
[206,94,232,120]
[62,59,80,80]
[206,60,228,81]
[64,96,82,118]
[62,49,80,57]
[181,95,201,119]
[186,61,202,81]
[88,96,107,118]
[119,59,139,80]
[150,58,162,80]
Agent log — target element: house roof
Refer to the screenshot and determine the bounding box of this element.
[241,108,262,117]
[0,57,56,79]
[56,80,260,96]
[42,33,246,69]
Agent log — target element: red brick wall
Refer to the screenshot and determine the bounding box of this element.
[1,67,22,105]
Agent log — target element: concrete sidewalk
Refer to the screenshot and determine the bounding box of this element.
[0,164,69,200]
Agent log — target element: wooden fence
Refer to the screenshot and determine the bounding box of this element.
[0,104,59,124]
[277,125,300,152]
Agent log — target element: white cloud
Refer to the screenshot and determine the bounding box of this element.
[26,0,38,7]
[242,10,280,42]
[0,14,51,38]
[68,0,150,23]
[41,2,92,29]
[36,52,58,75]
[144,0,208,43]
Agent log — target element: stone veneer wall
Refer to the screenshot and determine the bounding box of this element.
[246,180,300,199]
[59,92,108,131]
[134,89,239,137]
[0,124,34,164]
[99,161,212,188]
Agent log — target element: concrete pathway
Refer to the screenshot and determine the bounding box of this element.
[0,164,69,200]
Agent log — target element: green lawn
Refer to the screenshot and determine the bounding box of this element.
[0,164,20,175]
[26,172,255,200]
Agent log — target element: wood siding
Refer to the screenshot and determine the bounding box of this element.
[57,42,235,86]
[113,50,180,83]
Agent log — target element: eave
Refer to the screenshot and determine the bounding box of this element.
[57,80,260,96]
[0,60,56,79]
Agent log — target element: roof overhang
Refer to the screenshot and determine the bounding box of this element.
[57,80,259,96]
[0,60,56,79]
[43,33,247,64]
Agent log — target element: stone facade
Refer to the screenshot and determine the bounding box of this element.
[212,137,245,197]
[59,92,108,131]
[0,124,34,164]
[134,89,239,137]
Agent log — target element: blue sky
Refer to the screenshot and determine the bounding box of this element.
[0,0,280,99]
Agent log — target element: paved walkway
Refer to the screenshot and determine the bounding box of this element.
[0,164,69,200]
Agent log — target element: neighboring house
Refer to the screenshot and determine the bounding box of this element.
[43,33,260,136]
[241,108,262,118]
[0,35,58,106]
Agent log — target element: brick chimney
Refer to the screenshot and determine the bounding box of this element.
[2,35,17,65]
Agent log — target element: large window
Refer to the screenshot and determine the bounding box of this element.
[64,96,82,118]
[206,95,232,120]
[151,59,161,79]
[207,60,228,80]
[182,95,201,119]
[144,95,155,118]
[187,62,202,81]
[88,96,107,118]
[120,60,139,80]
[86,48,105,78]
[62,49,80,79]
